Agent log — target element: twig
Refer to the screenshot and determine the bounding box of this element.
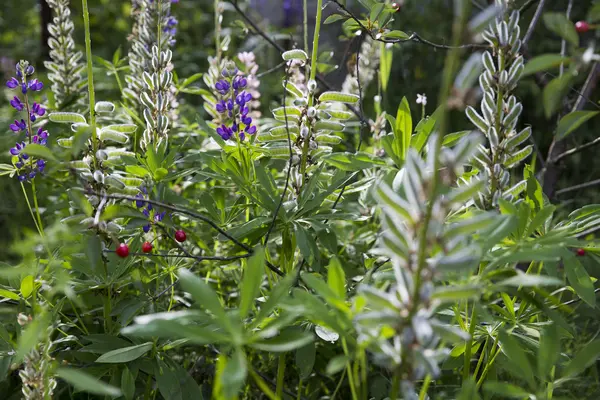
[519,0,540,14]
[556,178,600,196]
[328,0,488,49]
[104,249,248,262]
[522,0,547,47]
[256,61,286,78]
[90,191,285,276]
[553,136,600,164]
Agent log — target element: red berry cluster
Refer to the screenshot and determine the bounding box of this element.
[115,229,187,258]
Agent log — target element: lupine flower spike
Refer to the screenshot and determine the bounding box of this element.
[5,61,49,182]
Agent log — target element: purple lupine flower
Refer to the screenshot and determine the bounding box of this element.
[143,224,151,233]
[9,142,26,156]
[232,76,247,90]
[28,79,43,91]
[135,193,145,208]
[216,100,226,113]
[31,103,45,116]
[9,119,26,132]
[216,124,233,140]
[215,80,230,95]
[154,211,166,222]
[24,65,34,75]
[6,78,18,89]
[10,96,23,111]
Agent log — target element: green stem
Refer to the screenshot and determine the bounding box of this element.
[276,354,286,399]
[476,337,500,390]
[215,0,222,63]
[342,338,359,400]
[462,306,478,381]
[20,182,42,236]
[81,0,98,169]
[299,0,323,188]
[389,369,400,400]
[303,0,309,76]
[418,375,431,400]
[249,366,280,400]
[31,180,44,236]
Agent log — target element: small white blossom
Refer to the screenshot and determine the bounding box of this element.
[416,94,428,106]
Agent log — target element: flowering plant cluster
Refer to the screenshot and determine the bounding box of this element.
[214,64,257,141]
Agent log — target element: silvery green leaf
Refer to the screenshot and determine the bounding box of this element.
[57,137,74,148]
[497,21,509,46]
[488,127,499,150]
[273,113,300,123]
[95,101,115,113]
[263,147,293,159]
[381,235,410,260]
[315,120,345,132]
[284,81,304,98]
[120,177,144,187]
[323,110,354,120]
[503,145,532,168]
[358,285,401,311]
[269,125,299,135]
[315,326,339,343]
[99,130,129,144]
[49,112,87,124]
[102,124,138,134]
[70,160,90,170]
[430,320,470,342]
[412,316,433,345]
[481,98,495,126]
[455,53,483,91]
[503,179,527,197]
[105,175,126,189]
[466,107,488,132]
[375,183,416,222]
[482,51,496,73]
[508,56,524,86]
[434,246,481,273]
[468,5,503,36]
[316,134,342,145]
[318,91,359,104]
[272,106,302,117]
[282,49,308,61]
[511,39,522,55]
[444,213,498,238]
[502,102,522,130]
[260,131,298,142]
[508,10,520,32]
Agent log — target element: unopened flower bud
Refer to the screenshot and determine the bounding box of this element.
[307,79,317,92]
[17,313,31,326]
[307,107,317,118]
[300,125,309,138]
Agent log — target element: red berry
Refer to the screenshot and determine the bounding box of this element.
[116,243,129,258]
[575,21,590,33]
[175,230,187,243]
[142,241,153,253]
[577,248,586,257]
[391,2,401,12]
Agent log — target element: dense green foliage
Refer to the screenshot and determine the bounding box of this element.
[1,0,600,399]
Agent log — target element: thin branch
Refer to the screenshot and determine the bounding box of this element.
[519,0,540,14]
[256,61,286,78]
[90,191,285,276]
[104,249,248,262]
[522,0,547,47]
[328,0,488,49]
[553,136,600,164]
[556,178,600,196]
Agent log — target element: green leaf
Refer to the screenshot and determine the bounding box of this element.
[563,252,596,307]
[20,275,34,298]
[221,349,247,399]
[24,144,59,163]
[0,288,19,300]
[538,324,560,379]
[543,12,579,47]
[323,152,386,171]
[483,381,530,398]
[326,354,349,375]
[250,329,314,352]
[296,343,316,379]
[383,30,409,40]
[379,42,393,93]
[543,75,572,119]
[318,91,359,104]
[178,269,226,320]
[556,111,599,140]
[324,13,347,24]
[563,340,600,377]
[86,235,103,272]
[121,367,136,400]
[497,273,562,287]
[327,257,346,299]
[95,342,153,363]
[239,248,265,318]
[498,331,535,389]
[56,368,122,397]
[394,97,412,162]
[522,54,571,77]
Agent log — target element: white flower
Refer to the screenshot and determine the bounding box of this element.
[416,94,428,106]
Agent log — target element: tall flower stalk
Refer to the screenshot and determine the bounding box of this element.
[125,0,178,140]
[44,0,86,111]
[466,3,531,208]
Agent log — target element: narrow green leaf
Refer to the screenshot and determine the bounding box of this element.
[556,111,599,140]
[483,381,530,398]
[251,329,314,352]
[563,252,596,307]
[394,97,412,162]
[522,54,571,77]
[179,269,226,320]
[498,331,536,389]
[543,12,579,47]
[296,343,316,379]
[24,144,59,163]
[20,275,34,298]
[564,340,600,377]
[538,324,560,379]
[239,248,265,318]
[56,368,122,397]
[327,257,346,299]
[95,342,153,363]
[221,349,247,399]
